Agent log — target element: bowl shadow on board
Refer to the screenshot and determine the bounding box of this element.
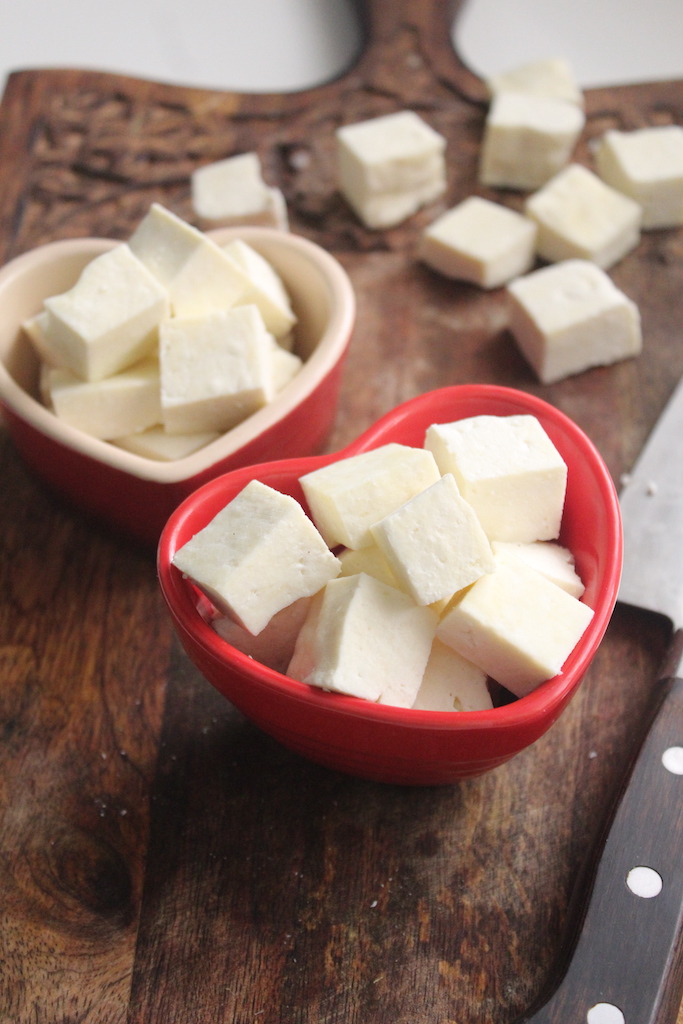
[158,384,623,786]
[0,226,356,546]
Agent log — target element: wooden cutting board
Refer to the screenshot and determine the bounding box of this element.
[1,1,682,1020]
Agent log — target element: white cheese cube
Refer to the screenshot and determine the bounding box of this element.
[479,92,585,191]
[338,544,398,589]
[112,425,219,461]
[491,540,585,598]
[191,152,288,229]
[172,478,341,636]
[222,238,296,339]
[159,305,274,435]
[507,259,642,383]
[486,58,583,108]
[269,337,303,392]
[418,196,537,288]
[348,178,447,231]
[128,203,249,317]
[595,126,683,229]
[212,596,311,674]
[22,311,65,368]
[425,415,567,543]
[38,362,52,406]
[286,573,437,707]
[524,164,642,268]
[370,474,495,606]
[436,559,594,697]
[336,110,446,228]
[43,243,169,382]
[412,640,492,712]
[299,443,441,550]
[43,355,161,440]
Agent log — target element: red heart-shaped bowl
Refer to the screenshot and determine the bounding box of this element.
[158,384,622,785]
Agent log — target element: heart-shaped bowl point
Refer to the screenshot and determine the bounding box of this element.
[158,384,623,785]
[0,226,355,545]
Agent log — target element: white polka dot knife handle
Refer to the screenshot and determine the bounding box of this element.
[519,645,683,1024]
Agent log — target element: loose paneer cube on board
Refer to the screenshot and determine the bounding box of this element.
[43,243,170,382]
[172,479,341,636]
[436,559,594,698]
[486,57,584,108]
[479,92,585,191]
[524,164,642,268]
[424,415,567,543]
[595,125,683,229]
[42,355,161,440]
[336,110,447,229]
[128,203,249,317]
[370,473,495,606]
[286,573,438,707]
[191,152,288,230]
[418,196,537,289]
[159,305,274,435]
[299,443,441,549]
[507,259,642,384]
[412,640,493,712]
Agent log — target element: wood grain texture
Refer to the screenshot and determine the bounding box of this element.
[0,0,681,1020]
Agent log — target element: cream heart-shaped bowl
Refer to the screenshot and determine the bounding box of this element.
[0,226,355,544]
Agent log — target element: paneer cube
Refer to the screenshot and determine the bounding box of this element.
[418,196,537,288]
[269,337,303,392]
[524,164,642,268]
[128,203,249,317]
[286,572,437,707]
[595,125,683,229]
[370,473,495,605]
[222,238,297,339]
[159,305,274,435]
[336,110,447,229]
[43,355,161,440]
[412,640,492,712]
[112,425,219,461]
[338,544,399,589]
[424,415,567,543]
[172,479,341,635]
[212,596,311,674]
[436,559,594,697]
[191,152,288,230]
[507,258,641,383]
[479,92,585,191]
[43,243,169,381]
[486,57,583,108]
[491,540,585,598]
[22,310,64,368]
[299,443,441,549]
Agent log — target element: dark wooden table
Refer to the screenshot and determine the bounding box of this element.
[1,1,682,1020]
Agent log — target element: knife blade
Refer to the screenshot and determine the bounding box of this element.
[517,379,683,1024]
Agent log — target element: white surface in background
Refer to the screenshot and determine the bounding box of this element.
[0,0,681,96]
[453,0,683,89]
[0,0,362,93]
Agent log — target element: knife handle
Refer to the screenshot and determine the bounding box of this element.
[521,644,683,1024]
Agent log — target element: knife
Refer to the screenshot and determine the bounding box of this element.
[517,376,683,1024]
